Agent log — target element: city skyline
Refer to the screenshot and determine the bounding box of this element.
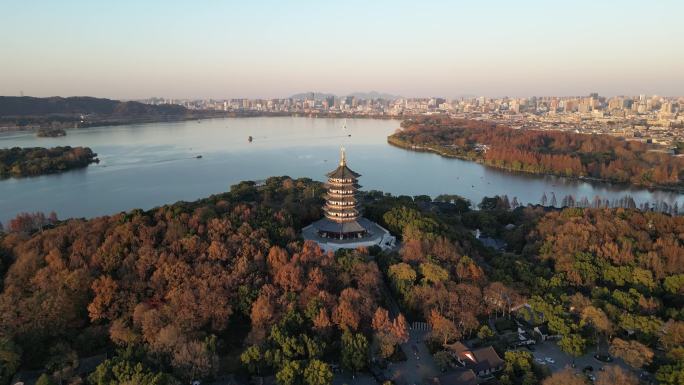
[138,92,684,147]
[1,0,683,99]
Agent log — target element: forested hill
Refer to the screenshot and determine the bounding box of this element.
[0,96,186,117]
[0,178,682,384]
[0,96,229,129]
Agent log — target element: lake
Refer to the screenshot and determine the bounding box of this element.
[0,117,682,225]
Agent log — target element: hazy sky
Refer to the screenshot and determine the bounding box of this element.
[1,0,682,99]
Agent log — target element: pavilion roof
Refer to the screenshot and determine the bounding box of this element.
[326,164,361,179]
[324,195,358,202]
[324,206,359,215]
[326,181,362,189]
[312,218,372,233]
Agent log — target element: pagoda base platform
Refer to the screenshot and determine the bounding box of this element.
[302,217,396,253]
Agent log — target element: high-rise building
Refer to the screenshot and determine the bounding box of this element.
[564,99,578,112]
[509,100,520,113]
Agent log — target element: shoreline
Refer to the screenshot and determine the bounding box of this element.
[0,111,405,133]
[387,135,684,195]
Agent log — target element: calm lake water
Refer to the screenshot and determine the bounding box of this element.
[0,117,682,224]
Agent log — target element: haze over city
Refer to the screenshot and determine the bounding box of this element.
[1,0,683,99]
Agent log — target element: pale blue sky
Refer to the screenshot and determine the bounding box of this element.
[1,0,682,99]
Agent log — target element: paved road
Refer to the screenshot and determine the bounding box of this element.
[527,341,632,380]
[384,329,440,385]
[333,372,376,385]
[378,278,402,319]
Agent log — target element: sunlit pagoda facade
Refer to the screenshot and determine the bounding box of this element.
[320,148,367,239]
[303,147,396,252]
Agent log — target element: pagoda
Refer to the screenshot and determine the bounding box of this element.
[302,147,395,252]
[317,147,368,239]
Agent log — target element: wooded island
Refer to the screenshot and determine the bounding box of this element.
[0,146,98,178]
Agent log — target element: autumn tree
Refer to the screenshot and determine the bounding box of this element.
[333,288,371,332]
[88,275,120,321]
[428,309,460,346]
[419,262,449,285]
[609,338,654,369]
[371,308,408,358]
[7,212,50,233]
[170,337,218,380]
[542,368,587,385]
[455,256,484,283]
[581,306,612,353]
[660,321,684,351]
[595,365,638,385]
[483,282,516,318]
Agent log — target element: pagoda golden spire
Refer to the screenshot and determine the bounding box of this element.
[339,146,346,166]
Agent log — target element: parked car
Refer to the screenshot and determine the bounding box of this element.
[534,358,546,365]
[544,357,555,364]
[594,354,613,362]
[640,371,653,380]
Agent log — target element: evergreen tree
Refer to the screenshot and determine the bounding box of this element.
[303,359,332,385]
[35,374,55,385]
[340,332,368,375]
[276,361,302,385]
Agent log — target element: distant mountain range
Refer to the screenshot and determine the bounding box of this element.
[289,91,402,100]
[0,96,187,117]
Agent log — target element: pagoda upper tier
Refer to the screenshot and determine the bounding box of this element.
[326,147,361,179]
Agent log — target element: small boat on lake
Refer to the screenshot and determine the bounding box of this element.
[248,136,253,142]
[196,155,203,159]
